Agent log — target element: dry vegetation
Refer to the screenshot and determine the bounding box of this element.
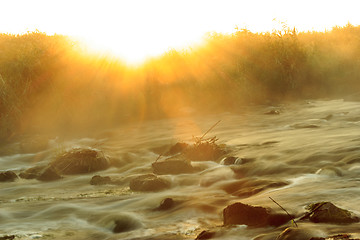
[1,24,360,140]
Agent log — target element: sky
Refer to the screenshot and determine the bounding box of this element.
[1,0,360,63]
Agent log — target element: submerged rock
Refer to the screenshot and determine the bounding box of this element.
[195,230,217,240]
[0,171,18,182]
[156,198,174,211]
[304,202,359,224]
[311,234,360,240]
[129,174,171,192]
[152,156,195,175]
[265,109,281,115]
[90,175,112,185]
[223,202,293,227]
[113,217,143,233]
[276,227,324,240]
[50,148,110,175]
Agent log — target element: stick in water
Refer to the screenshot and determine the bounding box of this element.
[200,120,221,141]
[269,196,298,227]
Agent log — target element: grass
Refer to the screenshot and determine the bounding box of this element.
[1,24,360,141]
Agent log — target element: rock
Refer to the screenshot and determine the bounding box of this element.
[195,230,216,240]
[221,156,239,165]
[113,217,143,233]
[50,148,110,175]
[0,235,15,240]
[323,114,333,121]
[265,109,280,115]
[90,175,112,185]
[304,202,359,224]
[19,165,46,179]
[129,174,171,192]
[184,141,226,161]
[223,202,293,227]
[276,227,324,240]
[223,202,269,227]
[311,234,360,240]
[36,167,62,181]
[152,156,195,175]
[157,198,174,211]
[166,142,189,155]
[19,165,62,181]
[0,171,18,182]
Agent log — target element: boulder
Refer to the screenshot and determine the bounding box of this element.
[129,174,171,192]
[304,202,359,224]
[223,202,292,227]
[152,156,195,175]
[50,148,110,175]
[90,175,112,185]
[0,171,18,182]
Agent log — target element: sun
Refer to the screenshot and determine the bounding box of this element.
[1,0,360,64]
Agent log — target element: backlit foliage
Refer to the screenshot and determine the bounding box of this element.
[1,25,360,140]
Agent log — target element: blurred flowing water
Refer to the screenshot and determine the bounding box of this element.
[1,99,360,239]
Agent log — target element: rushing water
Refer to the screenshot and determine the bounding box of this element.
[1,99,360,240]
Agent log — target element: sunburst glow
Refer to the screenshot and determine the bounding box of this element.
[1,0,360,63]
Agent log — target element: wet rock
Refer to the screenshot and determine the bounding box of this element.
[50,148,110,175]
[276,227,324,240]
[220,156,255,165]
[304,202,359,224]
[184,141,226,161]
[166,142,189,155]
[157,198,174,211]
[90,175,112,185]
[0,171,18,182]
[195,230,216,240]
[311,234,360,240]
[265,109,280,115]
[292,123,320,129]
[0,235,15,240]
[36,167,62,181]
[19,165,47,179]
[221,156,239,165]
[19,165,62,181]
[223,202,268,227]
[323,114,333,121]
[315,167,343,177]
[129,174,171,192]
[220,179,289,197]
[113,217,143,233]
[223,202,292,227]
[152,156,195,175]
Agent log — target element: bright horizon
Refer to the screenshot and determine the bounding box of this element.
[1,0,360,64]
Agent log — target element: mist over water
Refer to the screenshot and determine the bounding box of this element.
[1,99,360,239]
